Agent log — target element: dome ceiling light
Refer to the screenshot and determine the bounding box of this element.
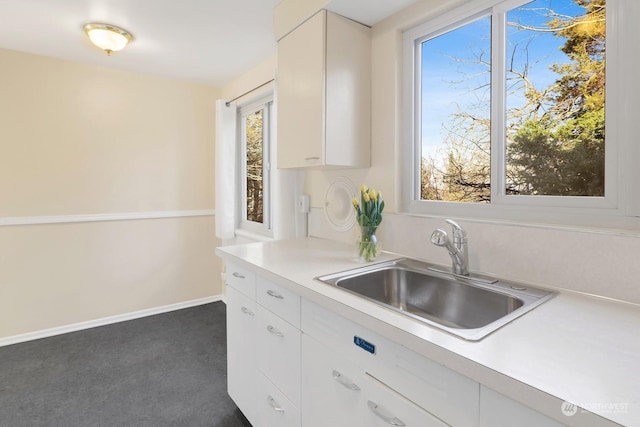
[83,23,133,56]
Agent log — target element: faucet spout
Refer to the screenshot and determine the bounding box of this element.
[430,220,469,275]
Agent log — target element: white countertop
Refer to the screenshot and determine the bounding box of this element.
[216,237,639,427]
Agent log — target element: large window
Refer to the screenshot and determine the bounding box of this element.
[238,96,272,234]
[404,0,623,227]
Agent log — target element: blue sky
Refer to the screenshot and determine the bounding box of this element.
[420,0,586,159]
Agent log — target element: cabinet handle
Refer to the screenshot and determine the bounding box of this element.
[367,401,406,426]
[332,370,360,390]
[232,272,245,279]
[266,289,284,300]
[240,306,254,316]
[267,395,285,412]
[266,325,284,338]
[305,156,320,161]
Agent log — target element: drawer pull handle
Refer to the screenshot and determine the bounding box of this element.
[266,289,284,300]
[240,306,254,316]
[267,395,285,412]
[232,272,245,279]
[367,401,406,426]
[305,156,320,161]
[332,370,360,390]
[267,325,284,338]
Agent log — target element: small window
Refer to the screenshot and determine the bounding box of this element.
[238,97,272,234]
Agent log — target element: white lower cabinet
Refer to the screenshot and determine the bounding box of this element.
[257,373,301,427]
[225,285,259,425]
[479,386,565,427]
[226,267,564,427]
[302,334,448,427]
[226,270,301,427]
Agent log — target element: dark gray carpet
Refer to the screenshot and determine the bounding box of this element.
[0,302,252,427]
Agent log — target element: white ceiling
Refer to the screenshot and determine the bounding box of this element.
[0,0,416,87]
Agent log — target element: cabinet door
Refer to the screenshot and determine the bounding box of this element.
[257,305,302,408]
[257,373,301,427]
[277,10,325,168]
[362,374,450,427]
[480,386,566,427]
[301,334,364,427]
[225,285,258,425]
[325,11,371,167]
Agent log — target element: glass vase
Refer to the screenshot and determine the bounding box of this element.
[356,225,380,262]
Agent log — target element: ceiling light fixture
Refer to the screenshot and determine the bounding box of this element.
[83,23,133,55]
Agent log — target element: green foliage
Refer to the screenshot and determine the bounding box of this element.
[507,108,604,195]
[508,0,605,196]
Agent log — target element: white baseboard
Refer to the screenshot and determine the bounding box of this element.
[0,295,223,348]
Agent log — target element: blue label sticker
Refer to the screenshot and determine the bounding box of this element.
[354,336,375,355]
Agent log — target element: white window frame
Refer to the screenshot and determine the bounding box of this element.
[402,0,639,230]
[237,95,273,236]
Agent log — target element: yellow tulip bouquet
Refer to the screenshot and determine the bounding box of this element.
[352,185,385,261]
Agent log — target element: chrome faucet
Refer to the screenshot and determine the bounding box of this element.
[430,219,469,276]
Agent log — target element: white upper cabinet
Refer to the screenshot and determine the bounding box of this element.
[277,10,371,169]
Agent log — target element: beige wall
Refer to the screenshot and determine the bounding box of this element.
[0,49,215,216]
[0,217,218,337]
[221,54,276,103]
[0,49,222,339]
[274,0,329,40]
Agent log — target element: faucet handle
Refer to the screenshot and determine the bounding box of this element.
[430,229,448,246]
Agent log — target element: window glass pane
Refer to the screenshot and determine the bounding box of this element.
[245,109,264,223]
[505,0,605,196]
[420,16,492,203]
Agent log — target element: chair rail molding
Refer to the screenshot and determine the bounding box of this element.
[0,209,215,226]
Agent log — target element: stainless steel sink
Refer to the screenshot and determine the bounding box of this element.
[316,258,556,340]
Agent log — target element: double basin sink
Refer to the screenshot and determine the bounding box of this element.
[316,258,556,341]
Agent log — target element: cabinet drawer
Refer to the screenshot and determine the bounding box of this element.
[302,334,449,427]
[363,374,449,427]
[257,275,301,328]
[301,300,478,427]
[258,306,301,408]
[258,373,301,427]
[225,262,256,298]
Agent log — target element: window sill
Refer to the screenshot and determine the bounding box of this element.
[235,228,273,242]
[398,208,640,238]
